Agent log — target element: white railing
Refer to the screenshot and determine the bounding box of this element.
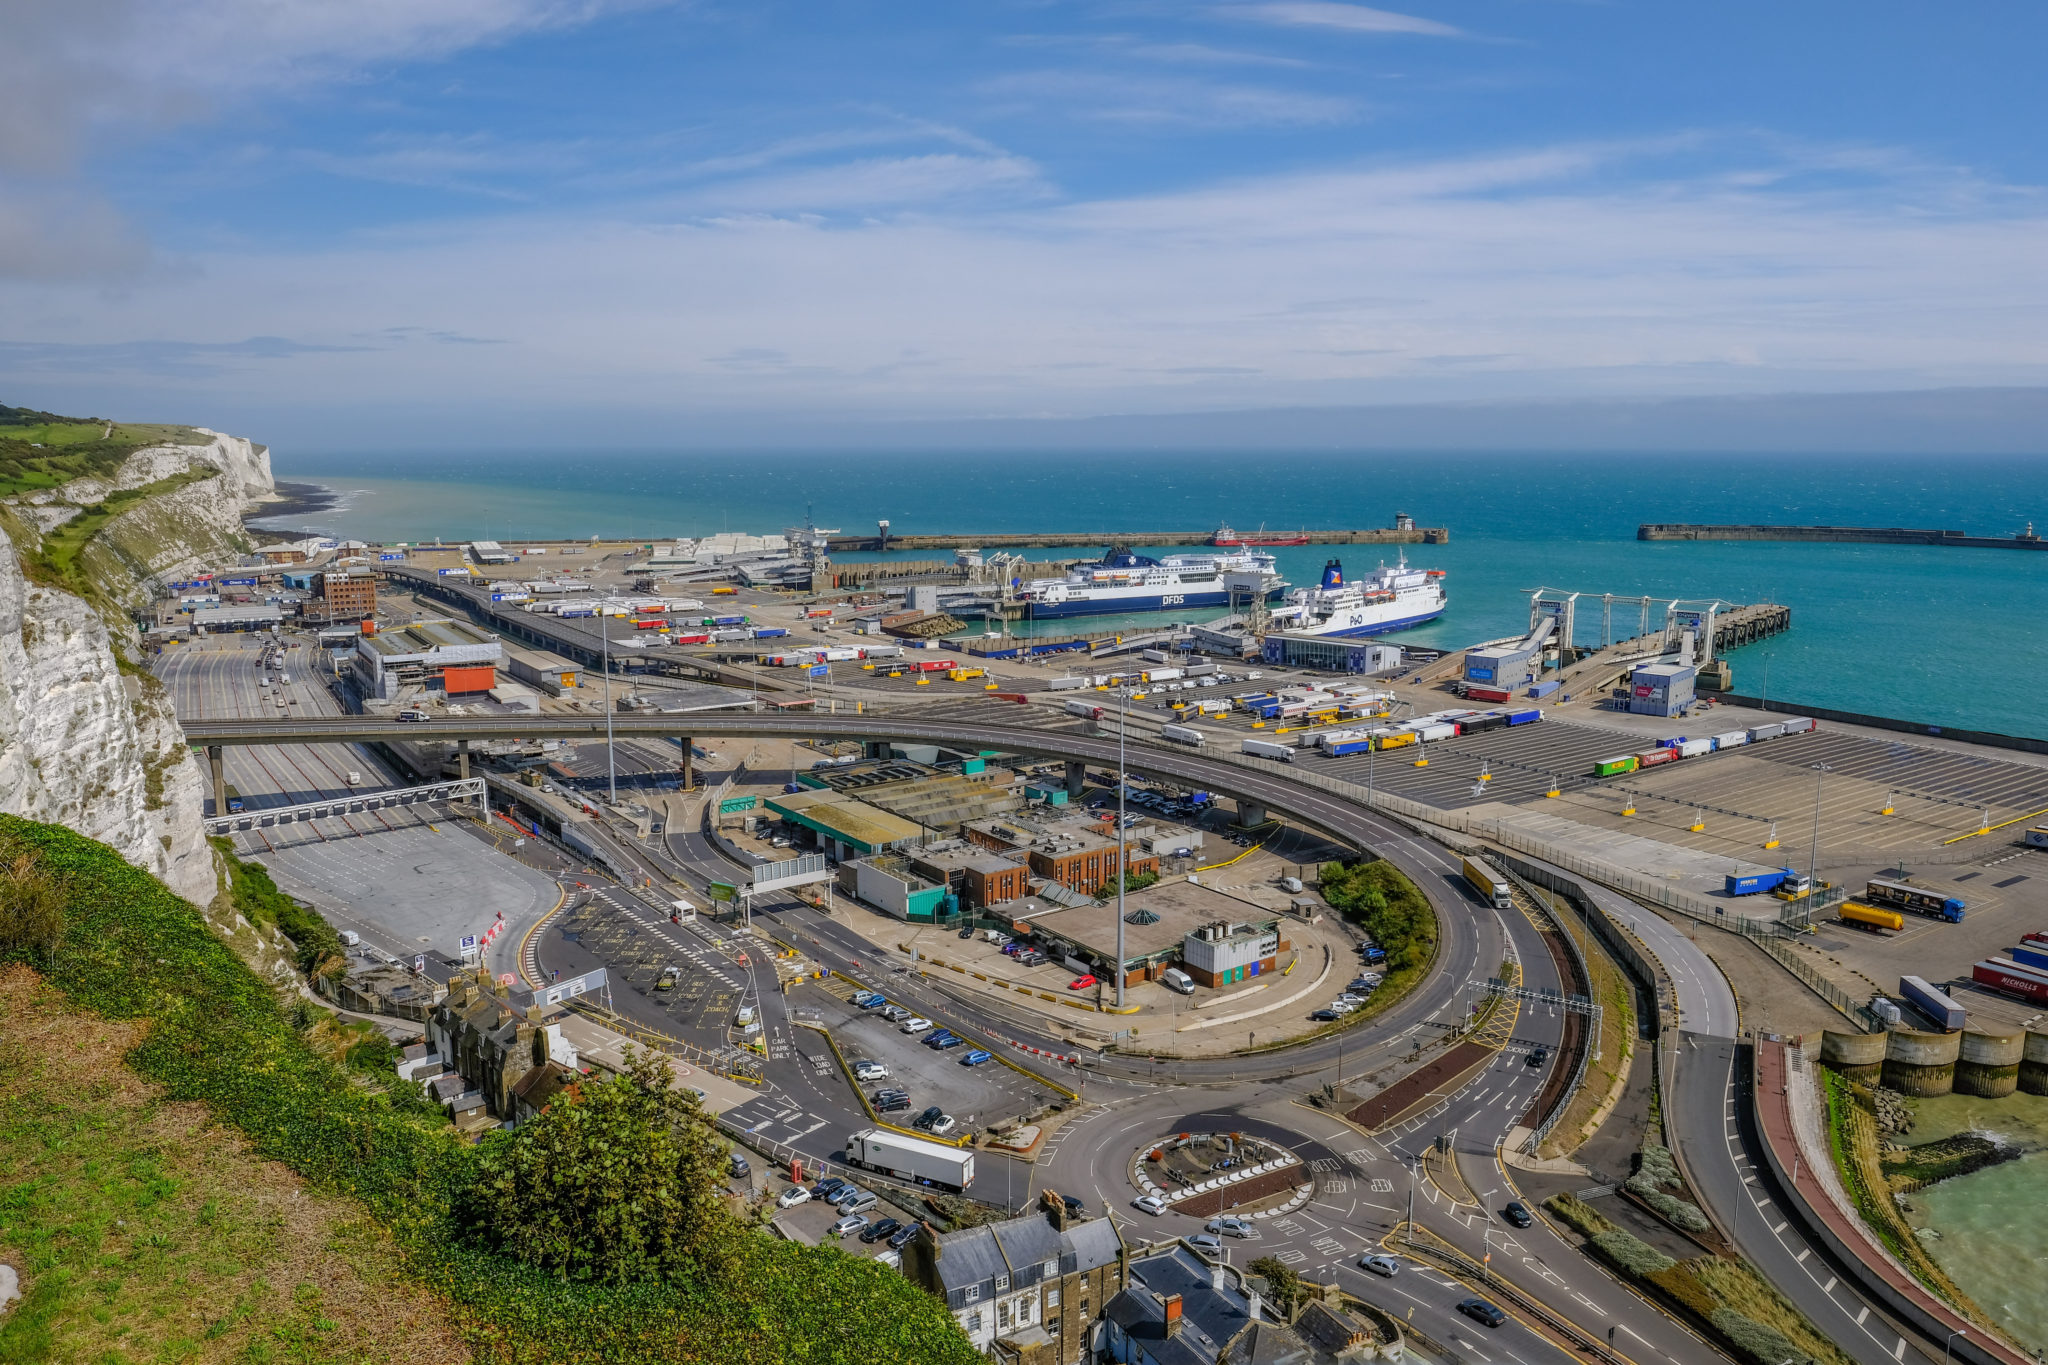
[205,776,485,834]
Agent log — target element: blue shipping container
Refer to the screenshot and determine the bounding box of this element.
[1325,739,1373,755]
[1506,709,1542,725]
[2012,943,2048,972]
[1900,974,1966,1031]
[754,627,788,638]
[1725,869,1789,896]
[1528,680,1560,698]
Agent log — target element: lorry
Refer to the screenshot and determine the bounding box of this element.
[1049,676,1088,691]
[1064,699,1105,721]
[1241,738,1293,761]
[1900,975,1966,1031]
[1593,754,1638,777]
[1838,902,1906,934]
[1462,855,1512,910]
[844,1128,974,1191]
[1158,723,1205,748]
[1865,878,1966,923]
[1724,867,1796,896]
[1972,957,2048,1007]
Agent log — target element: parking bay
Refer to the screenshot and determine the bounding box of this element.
[800,981,1061,1133]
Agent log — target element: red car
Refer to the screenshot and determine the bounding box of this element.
[1069,974,1097,990]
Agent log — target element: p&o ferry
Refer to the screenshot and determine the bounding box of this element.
[1268,557,1446,637]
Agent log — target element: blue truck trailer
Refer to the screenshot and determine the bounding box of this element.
[1900,974,1966,1031]
[1724,868,1796,896]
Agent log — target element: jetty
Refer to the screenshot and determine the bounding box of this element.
[825,526,1447,552]
[1639,523,2046,550]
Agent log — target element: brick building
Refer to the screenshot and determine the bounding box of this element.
[319,569,377,621]
[902,1191,1127,1365]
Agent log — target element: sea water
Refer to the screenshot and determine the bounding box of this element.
[265,449,2048,738]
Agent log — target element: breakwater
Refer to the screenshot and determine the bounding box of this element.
[827,527,1448,552]
[1639,523,2047,550]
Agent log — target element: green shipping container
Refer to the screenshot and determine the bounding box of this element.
[1593,755,1639,777]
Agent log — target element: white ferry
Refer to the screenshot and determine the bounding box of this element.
[1010,546,1288,619]
[1268,557,1446,637]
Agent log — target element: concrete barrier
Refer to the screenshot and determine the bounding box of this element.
[1957,1029,2024,1097]
[1882,1028,1960,1096]
[1818,1029,1887,1083]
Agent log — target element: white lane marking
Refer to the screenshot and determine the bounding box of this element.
[1772,1220,1788,1233]
[1893,1339,1906,1360]
[1856,1307,1870,1325]
[1821,1276,1836,1292]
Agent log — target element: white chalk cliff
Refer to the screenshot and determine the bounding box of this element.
[0,430,275,907]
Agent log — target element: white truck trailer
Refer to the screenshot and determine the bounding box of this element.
[845,1128,975,1191]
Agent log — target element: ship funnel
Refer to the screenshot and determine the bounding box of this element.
[1321,560,1344,589]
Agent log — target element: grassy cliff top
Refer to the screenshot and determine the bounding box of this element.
[1,403,211,497]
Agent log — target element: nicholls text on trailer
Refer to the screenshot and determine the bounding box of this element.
[1865,878,1966,923]
[844,1129,974,1191]
[1972,958,2048,1007]
[1462,856,1512,910]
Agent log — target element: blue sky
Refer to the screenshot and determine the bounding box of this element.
[2,1,2045,447]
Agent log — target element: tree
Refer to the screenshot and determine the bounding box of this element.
[468,1048,735,1284]
[1249,1255,1303,1317]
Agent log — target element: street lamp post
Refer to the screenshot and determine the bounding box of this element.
[602,608,618,805]
[1807,763,1831,898]
[1943,1328,1967,1365]
[1116,685,1129,1009]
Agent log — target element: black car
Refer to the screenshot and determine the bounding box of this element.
[915,1105,945,1128]
[888,1222,919,1250]
[859,1217,902,1244]
[1526,1046,1549,1068]
[1457,1298,1507,1329]
[959,923,975,938]
[814,1176,849,1200]
[1311,1009,1342,1022]
[1502,1201,1534,1229]
[873,1091,912,1113]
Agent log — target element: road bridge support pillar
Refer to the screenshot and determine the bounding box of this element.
[677,737,692,789]
[456,739,470,784]
[207,745,226,818]
[1235,798,1267,829]
[863,741,891,760]
[1064,760,1087,798]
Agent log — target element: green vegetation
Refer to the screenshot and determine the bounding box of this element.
[18,467,213,596]
[1094,868,1160,900]
[1624,1143,1711,1233]
[1319,857,1436,979]
[0,815,978,1365]
[214,837,347,980]
[0,402,207,496]
[1248,1255,1303,1316]
[0,848,65,963]
[1543,1193,1853,1365]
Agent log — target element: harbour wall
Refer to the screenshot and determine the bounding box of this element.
[1821,1028,2034,1098]
[1639,523,2046,550]
[827,527,1449,552]
[1698,691,2048,759]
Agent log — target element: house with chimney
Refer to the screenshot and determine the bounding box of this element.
[422,968,583,1124]
[900,1191,1128,1364]
[1103,1244,1387,1365]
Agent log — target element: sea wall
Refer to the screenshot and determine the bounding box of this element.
[0,432,278,918]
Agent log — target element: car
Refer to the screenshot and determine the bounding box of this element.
[853,1061,888,1081]
[1311,1009,1342,1022]
[933,1033,966,1050]
[1502,1201,1534,1229]
[1457,1298,1507,1329]
[879,1005,909,1021]
[814,1176,849,1200]
[1526,1046,1550,1068]
[851,991,881,1007]
[958,923,975,938]
[925,1114,957,1136]
[1188,1233,1224,1257]
[1068,975,1097,991]
[655,967,681,991]
[924,1030,955,1048]
[830,1213,869,1238]
[873,1092,911,1113]
[888,1223,919,1250]
[1133,1194,1168,1215]
[1205,1216,1257,1239]
[1358,1253,1400,1278]
[962,1050,993,1066]
[1335,994,1367,1007]
[901,1017,932,1034]
[1348,976,1382,991]
[1327,1001,1357,1015]
[776,1186,811,1208]
[1001,944,1023,956]
[835,1188,878,1214]
[728,1152,750,1179]
[859,1217,902,1244]
[915,1105,944,1128]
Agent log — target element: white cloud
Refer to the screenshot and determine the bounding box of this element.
[981,69,1358,128]
[1221,3,1463,39]
[8,137,2044,425]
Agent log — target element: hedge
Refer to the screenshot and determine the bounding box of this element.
[0,816,977,1365]
[1587,1230,1674,1277]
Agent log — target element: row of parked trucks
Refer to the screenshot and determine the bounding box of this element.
[1593,717,1817,779]
[1239,706,1544,762]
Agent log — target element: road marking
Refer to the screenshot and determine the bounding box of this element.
[1795,1249,1810,1263]
[1772,1220,1788,1233]
[1857,1307,1870,1325]
[1821,1276,1836,1292]
[1894,1339,1906,1360]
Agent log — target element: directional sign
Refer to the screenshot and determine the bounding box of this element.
[708,881,738,902]
[719,796,758,814]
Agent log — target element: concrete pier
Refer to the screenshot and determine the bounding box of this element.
[1883,1029,1961,1097]
[1639,523,2047,551]
[1820,1029,1887,1083]
[827,527,1448,552]
[1956,1029,2024,1097]
[2020,1032,2048,1095]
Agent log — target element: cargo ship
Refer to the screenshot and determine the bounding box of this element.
[1267,556,1446,638]
[1007,546,1288,619]
[1210,523,1311,548]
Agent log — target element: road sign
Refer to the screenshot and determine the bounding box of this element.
[719,796,758,814]
[708,881,738,902]
[413,955,426,974]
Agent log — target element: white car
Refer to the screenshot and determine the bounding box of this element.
[1133,1194,1168,1215]
[1188,1233,1223,1257]
[830,1213,869,1238]
[901,1017,932,1035]
[925,1114,957,1136]
[1328,1000,1359,1015]
[776,1186,811,1209]
[1206,1216,1258,1239]
[853,1061,889,1082]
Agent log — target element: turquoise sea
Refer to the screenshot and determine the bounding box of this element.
[265,450,2048,740]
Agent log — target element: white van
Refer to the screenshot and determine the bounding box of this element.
[1162,968,1195,995]
[337,930,361,947]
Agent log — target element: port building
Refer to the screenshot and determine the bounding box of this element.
[353,620,504,700]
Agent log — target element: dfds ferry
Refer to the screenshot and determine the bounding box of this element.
[1010,546,1288,619]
